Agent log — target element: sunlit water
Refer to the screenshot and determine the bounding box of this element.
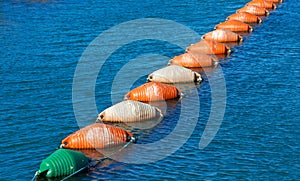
[1,0,299,180]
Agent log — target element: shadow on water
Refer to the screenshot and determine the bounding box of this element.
[189,64,219,75]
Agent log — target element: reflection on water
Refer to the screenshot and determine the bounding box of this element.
[76,149,104,160]
[174,82,201,97]
[215,54,230,59]
[147,99,179,115]
[189,64,219,74]
[238,31,253,37]
[223,41,243,47]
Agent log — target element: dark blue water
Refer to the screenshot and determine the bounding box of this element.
[1,0,299,180]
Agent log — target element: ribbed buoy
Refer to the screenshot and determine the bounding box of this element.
[214,20,253,32]
[186,40,231,55]
[37,149,90,178]
[147,65,202,83]
[61,123,134,149]
[168,52,218,68]
[97,100,163,123]
[124,82,181,102]
[202,29,243,43]
[237,5,269,16]
[227,12,262,24]
[247,0,276,10]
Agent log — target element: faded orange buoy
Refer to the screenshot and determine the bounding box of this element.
[202,29,243,43]
[124,82,180,102]
[247,0,276,10]
[227,12,262,24]
[237,5,269,16]
[147,65,202,83]
[97,100,163,123]
[214,20,253,32]
[168,52,218,68]
[186,40,231,55]
[61,123,134,149]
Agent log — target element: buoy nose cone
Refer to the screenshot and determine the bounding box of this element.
[238,35,243,42]
[130,137,137,143]
[227,47,231,55]
[147,74,153,82]
[96,114,104,122]
[124,94,130,100]
[258,18,262,24]
[194,73,202,83]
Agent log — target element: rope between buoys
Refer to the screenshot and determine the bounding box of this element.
[31,171,38,181]
[60,165,89,181]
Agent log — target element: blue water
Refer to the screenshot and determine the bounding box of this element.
[1,0,299,180]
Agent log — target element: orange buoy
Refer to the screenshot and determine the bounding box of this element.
[214,20,253,32]
[147,65,202,83]
[124,82,180,102]
[168,52,218,68]
[97,100,163,123]
[61,123,134,149]
[237,5,269,16]
[186,40,231,55]
[227,12,262,24]
[247,0,276,10]
[202,29,243,43]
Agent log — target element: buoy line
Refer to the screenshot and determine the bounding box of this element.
[33,0,284,180]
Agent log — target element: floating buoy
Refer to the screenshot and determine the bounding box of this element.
[247,0,276,10]
[97,100,163,123]
[37,149,90,178]
[237,5,269,16]
[202,29,243,43]
[186,40,231,55]
[147,65,202,83]
[124,82,181,102]
[214,20,253,32]
[61,123,134,149]
[227,12,262,24]
[168,52,218,68]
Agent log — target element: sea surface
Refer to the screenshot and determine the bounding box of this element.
[1,0,299,180]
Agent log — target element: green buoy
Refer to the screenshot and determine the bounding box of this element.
[37,149,90,178]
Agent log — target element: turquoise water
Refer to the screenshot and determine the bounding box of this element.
[1,0,299,180]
